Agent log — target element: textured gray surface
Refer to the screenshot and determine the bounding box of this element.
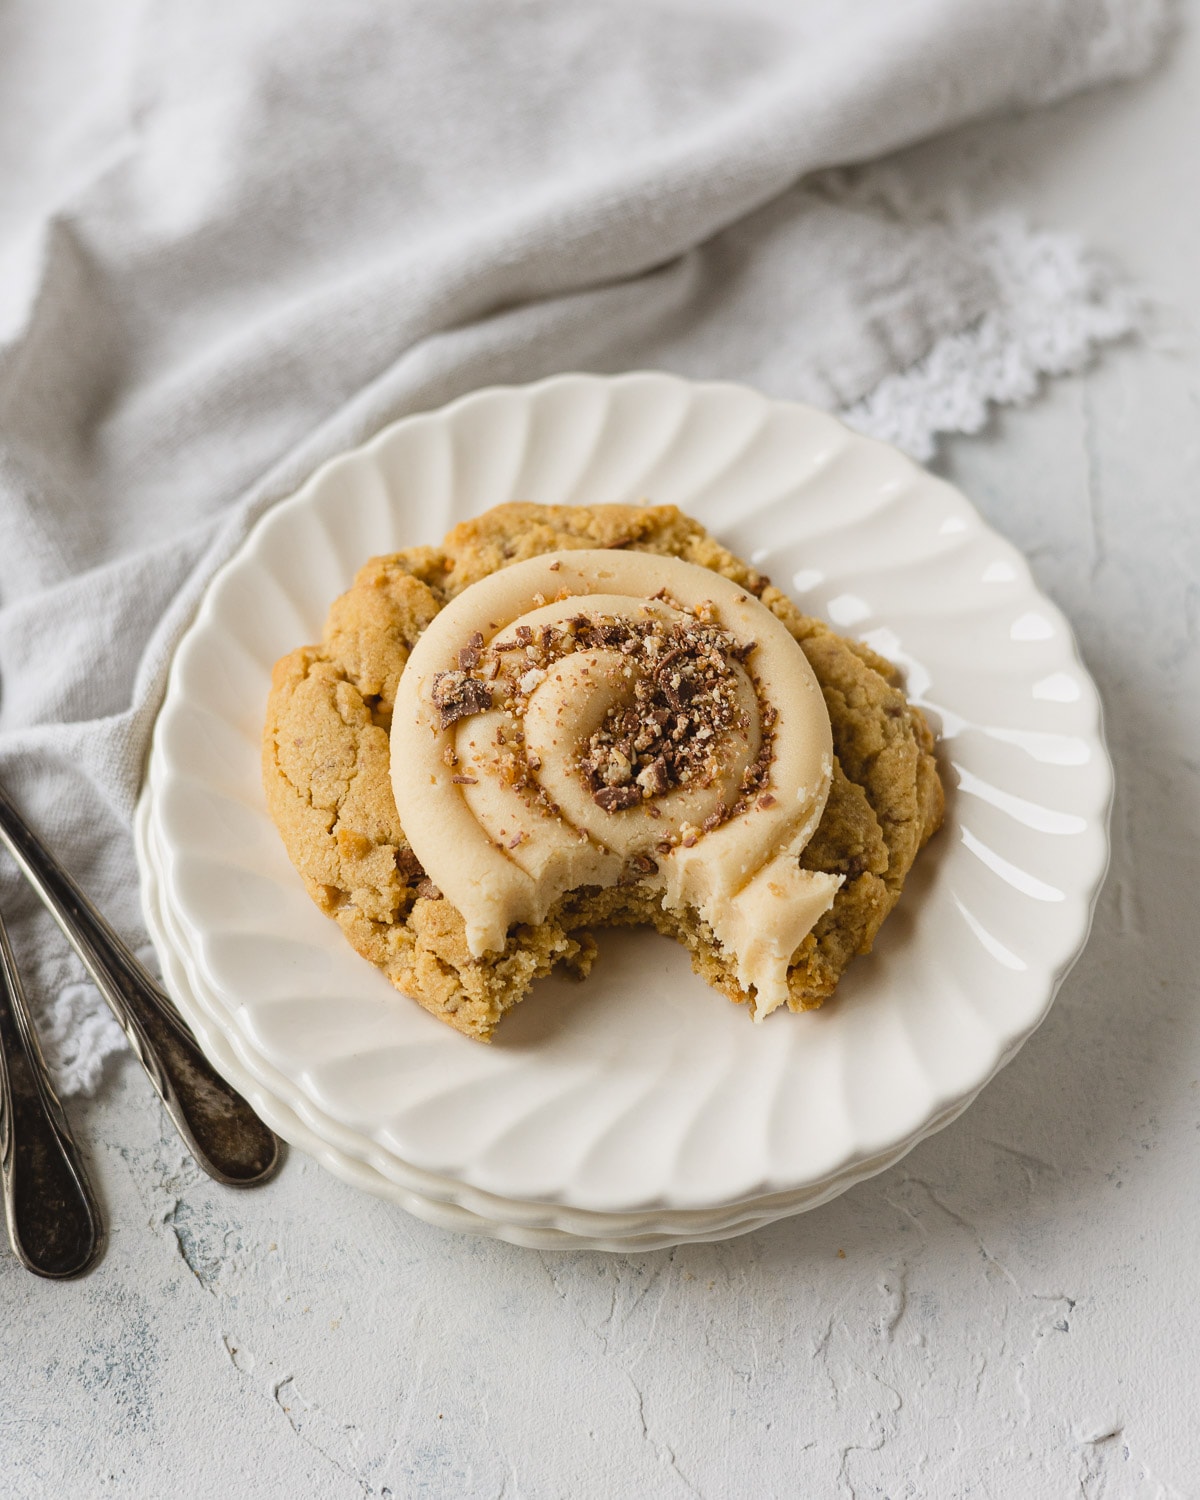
[4,18,1199,1500]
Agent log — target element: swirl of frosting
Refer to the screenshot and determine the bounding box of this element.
[390,551,841,1018]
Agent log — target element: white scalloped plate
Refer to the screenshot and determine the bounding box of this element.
[143,373,1111,1220]
[137,793,982,1248]
[136,799,795,1249]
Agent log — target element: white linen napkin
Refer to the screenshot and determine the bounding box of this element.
[0,0,1168,1093]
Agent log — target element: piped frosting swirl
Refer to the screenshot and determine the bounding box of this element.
[390,550,841,1017]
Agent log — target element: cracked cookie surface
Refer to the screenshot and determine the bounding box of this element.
[263,502,944,1038]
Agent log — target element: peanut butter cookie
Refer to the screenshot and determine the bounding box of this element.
[263,503,943,1038]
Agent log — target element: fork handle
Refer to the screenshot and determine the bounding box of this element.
[0,783,279,1187]
[0,913,102,1278]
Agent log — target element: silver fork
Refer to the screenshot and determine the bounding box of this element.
[0,778,280,1271]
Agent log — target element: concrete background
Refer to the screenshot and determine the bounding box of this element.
[3,13,1199,1500]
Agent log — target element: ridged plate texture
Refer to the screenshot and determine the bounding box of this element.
[142,373,1112,1219]
[140,793,979,1248]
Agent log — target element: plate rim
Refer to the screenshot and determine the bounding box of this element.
[143,370,1115,1215]
[136,789,1000,1249]
[139,792,940,1250]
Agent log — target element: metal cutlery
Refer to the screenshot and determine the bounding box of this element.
[0,778,280,1280]
[0,905,103,1278]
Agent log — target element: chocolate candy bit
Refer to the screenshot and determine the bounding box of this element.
[450,773,479,785]
[395,847,425,883]
[701,802,728,833]
[414,878,443,901]
[579,621,614,646]
[636,757,670,797]
[593,784,643,813]
[431,671,493,727]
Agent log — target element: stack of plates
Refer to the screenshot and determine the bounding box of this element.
[135,373,1112,1252]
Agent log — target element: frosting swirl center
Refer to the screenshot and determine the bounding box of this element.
[391,550,841,1018]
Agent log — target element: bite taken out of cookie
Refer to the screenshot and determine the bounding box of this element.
[263,502,944,1040]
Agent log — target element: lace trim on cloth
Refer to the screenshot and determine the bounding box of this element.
[843,215,1138,461]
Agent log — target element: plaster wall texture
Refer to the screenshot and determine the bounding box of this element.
[3,14,1200,1500]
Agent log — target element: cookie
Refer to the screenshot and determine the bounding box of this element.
[263,503,944,1037]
